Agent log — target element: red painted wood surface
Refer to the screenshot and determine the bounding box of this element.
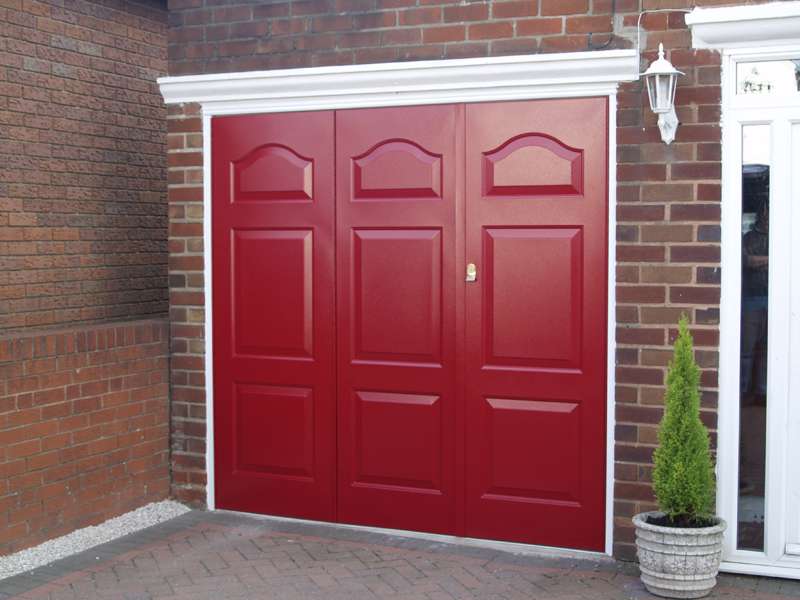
[335,105,461,534]
[211,99,607,550]
[212,112,336,520]
[464,98,608,551]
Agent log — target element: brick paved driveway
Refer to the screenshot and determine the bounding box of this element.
[2,510,799,600]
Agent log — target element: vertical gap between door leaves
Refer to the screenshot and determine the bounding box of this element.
[333,110,339,523]
[457,103,467,537]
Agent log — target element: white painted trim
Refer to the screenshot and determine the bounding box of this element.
[763,113,793,566]
[217,509,614,562]
[605,94,617,558]
[717,49,741,566]
[195,83,621,117]
[183,54,624,555]
[202,112,215,511]
[721,559,800,580]
[159,50,637,113]
[686,1,800,49]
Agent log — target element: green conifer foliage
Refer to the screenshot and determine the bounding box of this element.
[652,316,715,524]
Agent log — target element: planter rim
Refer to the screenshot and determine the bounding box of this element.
[633,511,727,535]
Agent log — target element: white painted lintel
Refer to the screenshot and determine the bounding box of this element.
[158,50,638,113]
[686,1,800,50]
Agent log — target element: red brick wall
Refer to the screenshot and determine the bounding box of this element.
[614,45,723,558]
[0,0,168,332]
[0,0,172,553]
[0,319,170,554]
[167,0,627,74]
[164,0,770,558]
[165,103,205,505]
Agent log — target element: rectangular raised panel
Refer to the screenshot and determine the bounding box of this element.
[483,397,580,504]
[353,229,442,364]
[353,391,443,492]
[233,229,313,359]
[232,144,313,202]
[484,227,582,369]
[235,384,314,479]
[353,140,442,200]
[483,133,583,197]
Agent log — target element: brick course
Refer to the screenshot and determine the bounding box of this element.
[0,319,170,555]
[164,0,773,560]
[0,0,168,332]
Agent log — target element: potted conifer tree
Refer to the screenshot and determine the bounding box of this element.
[633,317,726,599]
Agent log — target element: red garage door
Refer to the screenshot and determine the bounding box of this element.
[212,98,607,551]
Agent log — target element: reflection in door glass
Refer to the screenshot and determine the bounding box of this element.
[737,60,800,95]
[738,124,770,551]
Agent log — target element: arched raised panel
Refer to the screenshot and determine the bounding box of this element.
[483,133,583,197]
[353,139,442,200]
[233,144,313,202]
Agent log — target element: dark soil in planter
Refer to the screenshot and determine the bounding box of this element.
[646,514,717,529]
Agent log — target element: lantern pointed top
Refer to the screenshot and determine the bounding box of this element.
[642,42,683,77]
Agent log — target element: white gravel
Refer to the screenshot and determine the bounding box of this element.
[0,500,189,581]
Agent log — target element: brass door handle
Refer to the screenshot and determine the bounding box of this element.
[466,263,477,282]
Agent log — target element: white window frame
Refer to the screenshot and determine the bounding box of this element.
[688,0,800,580]
[158,49,638,557]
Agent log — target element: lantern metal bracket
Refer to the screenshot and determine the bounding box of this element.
[658,107,679,145]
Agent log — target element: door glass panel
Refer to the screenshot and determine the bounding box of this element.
[737,60,800,95]
[738,124,770,551]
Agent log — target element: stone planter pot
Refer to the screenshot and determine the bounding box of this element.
[634,511,726,599]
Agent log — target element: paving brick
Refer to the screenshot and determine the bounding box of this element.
[2,511,798,600]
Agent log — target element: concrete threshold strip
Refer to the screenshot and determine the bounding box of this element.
[219,509,616,563]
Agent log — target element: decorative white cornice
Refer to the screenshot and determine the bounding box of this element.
[686,1,800,50]
[158,50,638,115]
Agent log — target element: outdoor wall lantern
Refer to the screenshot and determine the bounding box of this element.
[635,7,691,145]
[642,42,683,144]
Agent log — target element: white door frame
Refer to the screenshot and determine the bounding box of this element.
[718,50,800,579]
[688,1,800,579]
[158,49,638,557]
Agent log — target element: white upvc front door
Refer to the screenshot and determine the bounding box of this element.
[718,48,800,578]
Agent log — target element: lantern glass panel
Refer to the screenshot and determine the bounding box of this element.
[646,73,677,114]
[646,76,658,112]
[656,74,671,112]
[668,75,678,105]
